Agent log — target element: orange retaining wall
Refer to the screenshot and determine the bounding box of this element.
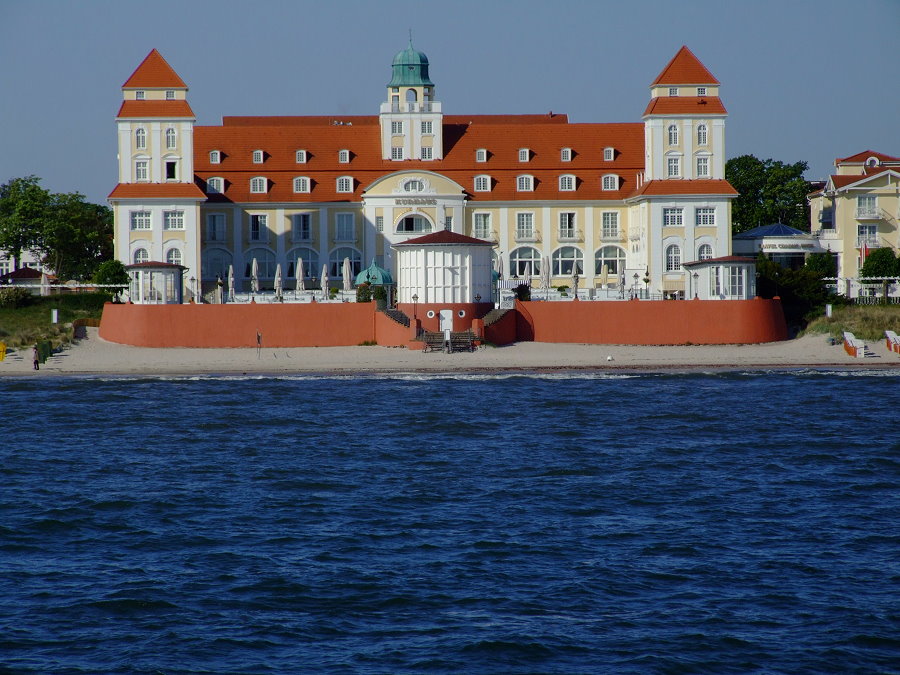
[100,303,376,348]
[515,298,788,345]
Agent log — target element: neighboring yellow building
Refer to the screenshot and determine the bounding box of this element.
[809,150,900,295]
[110,44,739,301]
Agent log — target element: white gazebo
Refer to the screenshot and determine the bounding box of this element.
[682,256,757,300]
[125,261,186,304]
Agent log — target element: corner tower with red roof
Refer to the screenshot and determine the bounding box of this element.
[109,49,205,298]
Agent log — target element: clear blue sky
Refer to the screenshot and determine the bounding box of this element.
[1,0,897,204]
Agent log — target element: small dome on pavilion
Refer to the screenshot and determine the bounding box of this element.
[355,260,394,286]
[388,40,434,87]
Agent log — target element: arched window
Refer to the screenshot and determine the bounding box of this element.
[244,248,277,278]
[209,150,221,164]
[559,174,576,191]
[252,149,264,164]
[698,244,713,261]
[668,124,679,146]
[517,175,534,192]
[206,177,223,194]
[135,128,147,150]
[697,124,708,146]
[165,248,182,266]
[286,247,318,278]
[509,246,541,277]
[165,128,176,150]
[405,88,418,102]
[403,179,424,192]
[474,175,490,192]
[552,246,584,276]
[396,215,432,233]
[293,177,310,193]
[595,246,626,275]
[329,247,362,277]
[250,177,267,193]
[561,148,572,162]
[666,244,682,272]
[133,248,149,264]
[602,174,618,191]
[336,176,353,193]
[201,248,232,280]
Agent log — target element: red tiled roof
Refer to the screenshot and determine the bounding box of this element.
[829,167,899,191]
[117,100,195,118]
[643,96,726,116]
[393,230,494,247]
[123,49,187,88]
[835,149,900,164]
[628,179,737,198]
[194,117,645,203]
[0,267,44,281]
[651,46,719,86]
[108,183,207,200]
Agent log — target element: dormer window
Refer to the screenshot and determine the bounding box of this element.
[604,147,615,161]
[135,90,145,100]
[474,175,490,192]
[602,174,619,191]
[293,177,310,193]
[476,148,487,163]
[339,149,350,163]
[697,87,707,96]
[519,148,530,162]
[336,176,353,193]
[209,150,221,164]
[668,87,678,96]
[166,90,175,100]
[250,176,267,193]
[517,175,534,192]
[296,150,307,163]
[206,177,223,194]
[252,150,264,164]
[561,148,572,162]
[559,174,576,191]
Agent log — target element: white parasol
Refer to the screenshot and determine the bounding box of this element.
[541,256,550,291]
[599,263,609,288]
[296,257,305,291]
[342,257,352,292]
[250,258,259,293]
[274,263,283,299]
[321,263,329,300]
[227,264,235,301]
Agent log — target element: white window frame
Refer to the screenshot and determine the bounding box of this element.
[602,174,618,191]
[338,149,350,163]
[166,248,182,266]
[252,149,264,164]
[403,179,424,192]
[604,147,614,161]
[135,90,145,100]
[668,124,679,146]
[163,210,184,230]
[421,147,433,160]
[476,148,487,163]
[130,211,151,230]
[696,156,710,178]
[336,176,353,193]
[552,246,584,276]
[293,176,310,193]
[135,160,149,182]
[250,177,267,194]
[698,243,713,261]
[249,214,267,241]
[335,213,355,241]
[696,208,716,226]
[209,150,221,164]
[665,244,682,272]
[473,213,491,239]
[296,149,307,163]
[561,148,572,162]
[135,127,147,150]
[518,148,530,162]
[663,208,684,227]
[559,212,576,239]
[697,124,708,146]
[421,120,432,134]
[601,212,619,238]
[667,156,681,178]
[517,175,534,192]
[474,175,490,192]
[391,121,403,134]
[165,128,176,150]
[668,87,678,96]
[558,174,575,191]
[206,213,225,241]
[697,87,707,96]
[166,90,175,100]
[133,248,149,263]
[292,213,312,241]
[391,147,404,160]
[206,177,223,194]
[515,212,534,239]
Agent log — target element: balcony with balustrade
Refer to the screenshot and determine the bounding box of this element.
[380,101,442,114]
[558,228,583,243]
[514,228,541,243]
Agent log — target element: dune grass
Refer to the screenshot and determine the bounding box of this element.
[803,304,900,342]
[0,292,108,351]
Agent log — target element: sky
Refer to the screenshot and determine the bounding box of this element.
[1,0,897,205]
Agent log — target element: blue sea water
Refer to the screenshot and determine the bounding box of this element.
[1,370,899,674]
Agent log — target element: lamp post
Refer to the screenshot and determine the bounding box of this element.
[412,293,419,319]
[189,276,196,304]
[693,272,699,299]
[572,273,579,301]
[632,272,639,299]
[475,294,481,304]
[643,268,650,299]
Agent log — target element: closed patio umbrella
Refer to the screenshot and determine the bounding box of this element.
[296,257,305,291]
[599,263,609,288]
[321,263,329,300]
[227,264,235,301]
[274,263,283,299]
[541,256,550,290]
[250,258,259,293]
[342,257,352,292]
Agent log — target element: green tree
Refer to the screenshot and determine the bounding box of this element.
[860,248,900,302]
[93,259,130,299]
[0,175,51,263]
[756,253,835,330]
[726,155,810,233]
[804,251,837,278]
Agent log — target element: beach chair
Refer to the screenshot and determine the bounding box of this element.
[842,332,864,358]
[885,330,900,354]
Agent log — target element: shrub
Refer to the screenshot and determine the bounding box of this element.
[356,282,372,303]
[0,287,33,309]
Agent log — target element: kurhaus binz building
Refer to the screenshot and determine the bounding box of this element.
[109,42,740,302]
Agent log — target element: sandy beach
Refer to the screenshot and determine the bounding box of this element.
[1,328,898,377]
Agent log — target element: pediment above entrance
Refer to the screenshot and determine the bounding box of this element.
[362,170,465,198]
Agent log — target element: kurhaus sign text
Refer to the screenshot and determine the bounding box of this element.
[396,198,437,206]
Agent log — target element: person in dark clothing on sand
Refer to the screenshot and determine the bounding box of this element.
[32,345,40,370]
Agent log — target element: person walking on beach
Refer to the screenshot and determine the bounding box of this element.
[32,344,40,370]
[256,330,262,358]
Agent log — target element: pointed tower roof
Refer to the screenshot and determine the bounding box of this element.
[123,49,187,88]
[651,46,719,85]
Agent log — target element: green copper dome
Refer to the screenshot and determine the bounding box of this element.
[355,260,394,286]
[388,40,434,87]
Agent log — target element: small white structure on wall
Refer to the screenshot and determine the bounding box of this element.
[682,256,757,300]
[392,231,494,304]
